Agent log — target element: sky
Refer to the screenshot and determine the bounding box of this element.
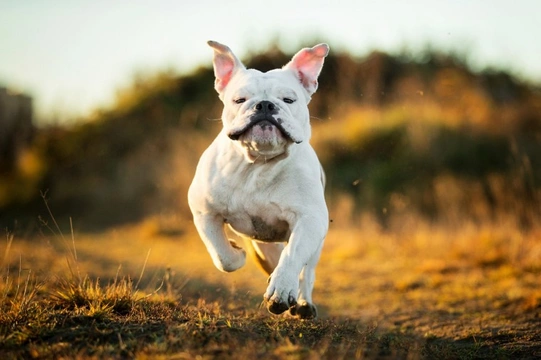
[1,0,540,124]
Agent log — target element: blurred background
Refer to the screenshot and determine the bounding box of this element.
[1,0,540,233]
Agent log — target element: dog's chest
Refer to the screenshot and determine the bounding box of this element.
[213,166,292,242]
[221,189,291,242]
[226,213,290,242]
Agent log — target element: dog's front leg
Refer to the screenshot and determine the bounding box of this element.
[288,244,323,319]
[193,213,246,272]
[264,216,326,318]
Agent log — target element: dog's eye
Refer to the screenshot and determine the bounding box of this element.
[234,98,246,104]
[283,98,296,104]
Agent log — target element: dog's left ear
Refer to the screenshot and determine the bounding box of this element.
[284,43,329,96]
[208,41,246,95]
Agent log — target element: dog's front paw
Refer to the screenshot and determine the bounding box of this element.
[289,301,318,319]
[265,294,297,315]
[264,273,298,315]
[214,240,246,272]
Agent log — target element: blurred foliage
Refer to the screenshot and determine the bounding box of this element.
[1,45,540,230]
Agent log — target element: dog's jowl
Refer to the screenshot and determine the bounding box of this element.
[188,41,329,319]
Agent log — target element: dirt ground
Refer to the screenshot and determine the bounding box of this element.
[2,216,541,358]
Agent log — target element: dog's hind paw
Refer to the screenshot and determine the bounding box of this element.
[289,301,317,319]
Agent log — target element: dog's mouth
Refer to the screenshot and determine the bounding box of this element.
[227,116,301,144]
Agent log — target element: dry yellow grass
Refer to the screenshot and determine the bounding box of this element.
[1,211,540,358]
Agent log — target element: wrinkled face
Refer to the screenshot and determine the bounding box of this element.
[208,41,328,163]
[221,69,311,163]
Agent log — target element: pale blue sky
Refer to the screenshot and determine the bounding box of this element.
[1,0,540,123]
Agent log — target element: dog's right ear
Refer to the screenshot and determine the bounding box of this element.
[208,41,245,95]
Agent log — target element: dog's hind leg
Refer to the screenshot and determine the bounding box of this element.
[246,241,284,276]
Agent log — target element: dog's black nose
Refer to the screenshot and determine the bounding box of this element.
[254,101,276,113]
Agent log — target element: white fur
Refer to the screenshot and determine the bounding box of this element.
[188,41,329,318]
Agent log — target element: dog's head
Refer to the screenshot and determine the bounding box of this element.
[208,41,329,163]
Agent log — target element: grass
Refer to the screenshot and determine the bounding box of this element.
[0,213,540,359]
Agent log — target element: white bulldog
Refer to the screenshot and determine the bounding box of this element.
[188,41,329,319]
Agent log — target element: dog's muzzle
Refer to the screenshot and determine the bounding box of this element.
[227,101,302,144]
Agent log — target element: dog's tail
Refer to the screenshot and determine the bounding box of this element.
[244,240,284,276]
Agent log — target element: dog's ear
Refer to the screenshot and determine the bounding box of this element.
[284,44,329,96]
[208,41,245,95]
